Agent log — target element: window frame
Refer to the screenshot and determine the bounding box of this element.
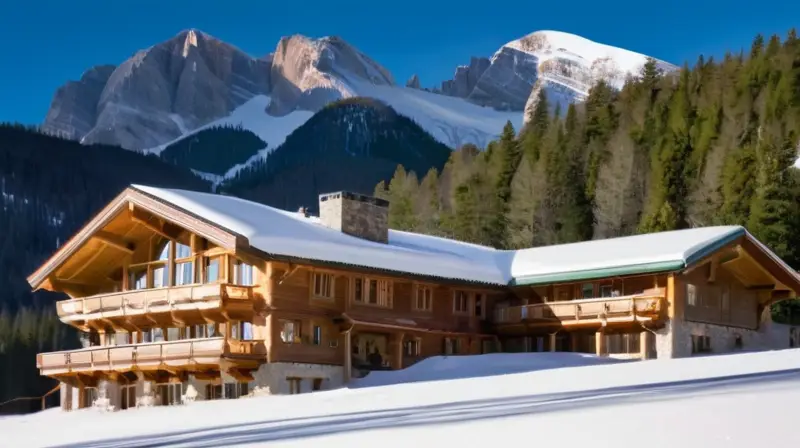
[311,271,336,300]
[414,284,434,312]
[453,290,470,315]
[352,276,393,308]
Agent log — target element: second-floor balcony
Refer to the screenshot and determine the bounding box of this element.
[493,291,666,328]
[37,337,267,379]
[56,283,259,329]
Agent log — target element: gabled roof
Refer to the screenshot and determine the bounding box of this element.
[29,185,800,294]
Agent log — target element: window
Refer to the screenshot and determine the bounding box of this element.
[280,320,301,344]
[474,293,485,318]
[230,321,253,340]
[313,272,335,299]
[453,291,469,314]
[175,261,194,286]
[205,257,220,283]
[156,383,183,406]
[581,283,594,299]
[130,270,147,290]
[152,265,167,288]
[687,283,698,306]
[691,334,711,354]
[599,284,614,298]
[205,384,223,400]
[353,277,392,307]
[287,377,302,394]
[175,243,191,259]
[157,243,170,261]
[313,326,322,345]
[195,323,218,338]
[444,337,461,355]
[224,382,248,399]
[415,285,433,311]
[403,339,421,356]
[233,260,254,286]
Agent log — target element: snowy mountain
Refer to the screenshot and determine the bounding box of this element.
[43,29,674,153]
[438,30,678,119]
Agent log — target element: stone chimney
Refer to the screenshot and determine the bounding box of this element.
[318,191,389,243]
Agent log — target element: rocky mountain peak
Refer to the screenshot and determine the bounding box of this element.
[406,74,421,89]
[267,34,395,116]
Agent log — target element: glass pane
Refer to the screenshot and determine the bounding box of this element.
[175,243,191,259]
[176,262,193,285]
[158,243,170,261]
[582,284,594,299]
[206,258,219,282]
[153,266,166,288]
[243,322,253,340]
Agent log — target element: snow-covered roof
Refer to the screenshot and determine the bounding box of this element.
[131,186,796,287]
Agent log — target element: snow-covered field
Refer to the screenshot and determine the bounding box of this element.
[4,350,800,447]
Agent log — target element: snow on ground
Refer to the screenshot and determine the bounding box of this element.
[4,350,800,447]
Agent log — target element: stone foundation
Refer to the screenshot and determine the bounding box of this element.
[250,362,344,394]
[655,316,792,359]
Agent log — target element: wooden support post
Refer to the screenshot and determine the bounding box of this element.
[168,240,176,287]
[570,333,579,352]
[640,330,650,360]
[190,234,200,283]
[343,329,353,383]
[393,333,404,370]
[595,330,606,357]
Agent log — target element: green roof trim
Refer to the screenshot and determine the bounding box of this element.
[510,260,686,286]
[683,226,745,267]
[509,226,748,287]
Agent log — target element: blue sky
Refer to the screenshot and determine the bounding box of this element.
[1,0,797,124]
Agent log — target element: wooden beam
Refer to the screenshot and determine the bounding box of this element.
[747,284,777,291]
[708,255,719,283]
[92,231,135,254]
[129,206,180,240]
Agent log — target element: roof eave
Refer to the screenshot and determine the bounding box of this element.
[509,260,686,287]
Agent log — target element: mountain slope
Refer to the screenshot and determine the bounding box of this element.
[220,97,453,212]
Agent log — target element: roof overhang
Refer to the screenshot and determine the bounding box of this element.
[510,260,685,287]
[27,187,242,290]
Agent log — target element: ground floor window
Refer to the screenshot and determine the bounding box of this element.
[605,333,641,354]
[120,385,136,410]
[82,387,98,408]
[287,377,324,394]
[691,334,712,354]
[156,383,183,406]
[444,337,462,355]
[224,382,249,399]
[403,339,421,356]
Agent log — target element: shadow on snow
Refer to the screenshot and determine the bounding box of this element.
[52,368,800,448]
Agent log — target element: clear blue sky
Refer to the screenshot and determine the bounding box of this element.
[1,0,797,124]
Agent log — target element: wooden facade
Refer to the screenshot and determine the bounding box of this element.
[28,187,800,411]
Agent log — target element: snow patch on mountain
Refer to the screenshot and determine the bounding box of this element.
[518,30,678,124]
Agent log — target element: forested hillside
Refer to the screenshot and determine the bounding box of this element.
[0,125,210,413]
[159,125,268,176]
[222,98,452,212]
[375,30,800,321]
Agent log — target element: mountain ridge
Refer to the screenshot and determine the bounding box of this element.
[43,28,674,153]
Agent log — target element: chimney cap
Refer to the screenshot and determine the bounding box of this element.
[319,191,389,208]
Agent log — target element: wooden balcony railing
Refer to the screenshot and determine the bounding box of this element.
[36,337,266,376]
[56,283,255,322]
[493,293,666,326]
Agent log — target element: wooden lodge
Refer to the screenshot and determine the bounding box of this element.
[28,185,800,411]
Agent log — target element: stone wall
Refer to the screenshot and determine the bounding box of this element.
[655,309,792,359]
[319,192,388,244]
[250,362,344,394]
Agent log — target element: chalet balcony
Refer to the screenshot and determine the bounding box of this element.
[36,337,267,378]
[493,292,666,329]
[56,283,259,329]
